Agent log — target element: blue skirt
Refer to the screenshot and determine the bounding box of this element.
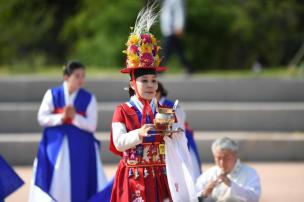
[31,125,107,202]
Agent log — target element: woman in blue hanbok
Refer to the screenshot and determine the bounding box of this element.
[29,61,107,202]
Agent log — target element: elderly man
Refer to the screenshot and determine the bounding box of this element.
[196,137,261,202]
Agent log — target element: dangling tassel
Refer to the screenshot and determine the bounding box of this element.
[141,100,154,125]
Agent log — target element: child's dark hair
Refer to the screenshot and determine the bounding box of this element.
[63,61,85,76]
[157,82,168,97]
[128,84,135,97]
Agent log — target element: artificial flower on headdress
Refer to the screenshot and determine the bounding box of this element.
[139,43,153,53]
[152,45,161,56]
[127,34,140,46]
[154,55,160,67]
[151,34,157,45]
[128,45,139,55]
[120,3,166,73]
[140,52,154,67]
[141,34,152,44]
[127,53,140,68]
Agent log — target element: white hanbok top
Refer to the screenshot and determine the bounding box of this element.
[37,81,97,133]
[160,0,185,36]
[196,159,261,202]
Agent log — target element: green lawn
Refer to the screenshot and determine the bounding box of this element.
[0,63,303,78]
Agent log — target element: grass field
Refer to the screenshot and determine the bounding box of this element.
[0,62,303,79]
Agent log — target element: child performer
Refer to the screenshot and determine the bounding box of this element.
[109,4,198,202]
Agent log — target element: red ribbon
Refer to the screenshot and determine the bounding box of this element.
[131,70,155,126]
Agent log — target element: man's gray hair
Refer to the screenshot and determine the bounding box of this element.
[211,137,239,154]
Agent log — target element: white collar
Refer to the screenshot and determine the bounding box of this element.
[130,95,156,114]
[227,159,242,177]
[63,81,79,105]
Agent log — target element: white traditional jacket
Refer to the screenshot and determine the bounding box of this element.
[196,159,261,202]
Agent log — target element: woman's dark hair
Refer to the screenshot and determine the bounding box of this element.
[157,82,168,97]
[63,61,85,76]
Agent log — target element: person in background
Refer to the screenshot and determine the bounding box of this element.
[155,81,202,181]
[0,155,24,202]
[29,61,107,202]
[160,0,194,74]
[196,137,261,202]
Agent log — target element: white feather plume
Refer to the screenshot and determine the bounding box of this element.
[133,2,159,35]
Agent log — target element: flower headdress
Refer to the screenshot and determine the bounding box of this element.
[120,3,166,73]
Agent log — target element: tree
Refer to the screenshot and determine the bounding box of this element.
[61,0,145,68]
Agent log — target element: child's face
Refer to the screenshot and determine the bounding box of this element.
[65,68,85,93]
[132,74,158,100]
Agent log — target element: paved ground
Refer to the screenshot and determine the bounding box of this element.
[6,162,304,202]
